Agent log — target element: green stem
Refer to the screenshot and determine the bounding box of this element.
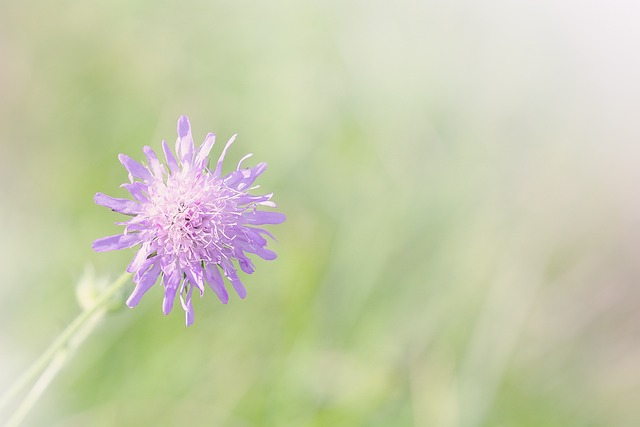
[0,271,131,425]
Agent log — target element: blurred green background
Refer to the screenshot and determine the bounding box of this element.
[2,0,640,426]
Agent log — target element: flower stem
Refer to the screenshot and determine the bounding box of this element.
[0,271,131,426]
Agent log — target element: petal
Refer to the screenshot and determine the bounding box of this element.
[162,263,182,315]
[126,262,161,308]
[121,215,149,233]
[254,227,277,241]
[213,134,237,178]
[184,263,205,296]
[247,245,277,260]
[163,285,178,315]
[177,115,191,138]
[244,228,268,246]
[179,282,195,326]
[237,162,267,191]
[204,263,229,304]
[127,242,153,273]
[176,115,194,165]
[133,257,156,282]
[237,153,254,170]
[234,237,277,261]
[185,296,195,326]
[143,146,164,178]
[120,182,149,203]
[223,170,247,187]
[242,211,286,225]
[237,255,255,274]
[162,140,179,174]
[94,192,141,215]
[237,153,253,170]
[118,154,153,182]
[220,258,247,299]
[92,233,142,252]
[194,133,216,170]
[236,193,273,207]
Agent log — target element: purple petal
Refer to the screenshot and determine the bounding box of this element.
[230,276,246,299]
[236,153,253,170]
[244,228,268,246]
[204,263,229,304]
[184,263,205,296]
[247,246,277,260]
[236,193,273,207]
[223,170,245,187]
[120,182,149,203]
[143,146,164,178]
[162,263,181,315]
[255,227,277,241]
[92,233,142,252]
[234,249,255,274]
[179,282,195,326]
[122,216,149,234]
[194,133,216,169]
[94,192,140,215]
[242,211,286,225]
[220,259,247,299]
[126,262,161,307]
[163,285,178,315]
[127,242,153,273]
[176,115,194,165]
[118,154,153,182]
[233,244,256,274]
[234,238,277,261]
[162,140,179,174]
[237,162,267,191]
[213,134,237,178]
[133,257,156,282]
[177,115,191,138]
[185,297,194,326]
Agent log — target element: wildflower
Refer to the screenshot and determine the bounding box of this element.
[93,116,285,326]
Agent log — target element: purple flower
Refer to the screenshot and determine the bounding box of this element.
[93,116,285,326]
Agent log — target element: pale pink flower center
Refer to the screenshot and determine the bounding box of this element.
[143,173,240,261]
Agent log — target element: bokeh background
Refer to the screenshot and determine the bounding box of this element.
[2,0,640,426]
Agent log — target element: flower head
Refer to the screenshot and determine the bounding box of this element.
[93,116,285,326]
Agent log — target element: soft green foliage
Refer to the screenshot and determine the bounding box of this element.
[1,0,640,426]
